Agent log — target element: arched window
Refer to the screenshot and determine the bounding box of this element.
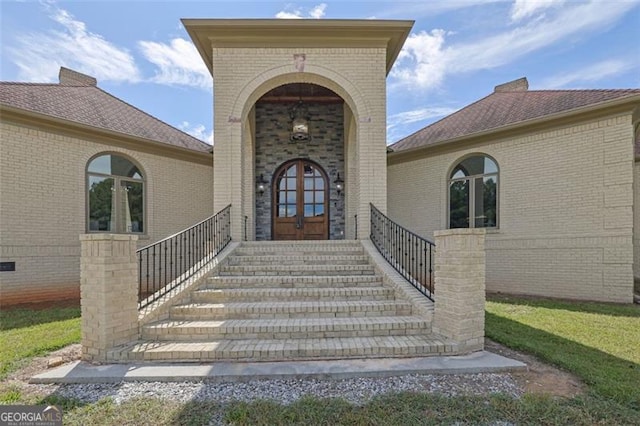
[87,154,145,233]
[449,155,498,229]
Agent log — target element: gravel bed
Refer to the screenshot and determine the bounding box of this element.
[36,373,522,405]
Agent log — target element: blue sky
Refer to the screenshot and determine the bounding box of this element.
[1,1,639,145]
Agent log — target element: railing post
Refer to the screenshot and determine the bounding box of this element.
[433,229,486,353]
[354,214,358,240]
[80,234,139,362]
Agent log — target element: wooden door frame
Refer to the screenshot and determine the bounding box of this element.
[271,158,330,240]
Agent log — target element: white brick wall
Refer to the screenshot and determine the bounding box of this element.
[0,121,213,305]
[634,161,640,279]
[388,113,635,303]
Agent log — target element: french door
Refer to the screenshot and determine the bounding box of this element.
[272,159,329,240]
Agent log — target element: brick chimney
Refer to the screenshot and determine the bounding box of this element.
[58,67,97,87]
[494,77,528,93]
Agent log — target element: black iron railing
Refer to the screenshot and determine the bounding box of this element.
[370,203,435,301]
[354,214,358,239]
[137,204,232,309]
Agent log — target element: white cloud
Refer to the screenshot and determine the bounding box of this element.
[392,0,638,90]
[449,1,637,73]
[510,0,565,22]
[138,38,212,90]
[309,3,327,19]
[8,5,140,83]
[542,59,636,88]
[179,121,214,145]
[373,0,507,19]
[388,107,458,127]
[391,29,449,90]
[276,3,327,19]
[386,106,458,143]
[275,10,303,19]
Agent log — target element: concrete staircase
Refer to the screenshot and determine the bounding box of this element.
[110,240,452,362]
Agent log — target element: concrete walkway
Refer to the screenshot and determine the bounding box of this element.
[31,351,526,384]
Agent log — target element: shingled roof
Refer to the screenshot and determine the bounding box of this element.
[390,77,640,153]
[0,67,211,154]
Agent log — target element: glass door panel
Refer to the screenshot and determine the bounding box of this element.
[273,160,329,240]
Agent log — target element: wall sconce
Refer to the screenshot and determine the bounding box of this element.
[289,100,310,142]
[256,174,267,195]
[334,173,344,195]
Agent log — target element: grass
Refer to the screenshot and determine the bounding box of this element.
[6,392,635,425]
[485,295,640,410]
[0,305,81,380]
[222,393,640,426]
[1,297,639,425]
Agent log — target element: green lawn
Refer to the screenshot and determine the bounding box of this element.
[36,393,640,426]
[1,297,639,425]
[0,306,81,380]
[485,295,640,410]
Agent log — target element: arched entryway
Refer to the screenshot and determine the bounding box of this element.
[252,82,347,241]
[194,20,397,242]
[272,159,329,240]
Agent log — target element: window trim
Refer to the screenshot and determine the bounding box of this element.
[85,152,147,235]
[446,153,500,230]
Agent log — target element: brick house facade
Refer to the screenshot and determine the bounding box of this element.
[1,19,639,306]
[0,68,213,306]
[388,82,640,303]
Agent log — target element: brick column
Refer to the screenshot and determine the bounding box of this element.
[80,234,139,362]
[433,229,486,353]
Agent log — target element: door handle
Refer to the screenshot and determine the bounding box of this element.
[295,216,303,229]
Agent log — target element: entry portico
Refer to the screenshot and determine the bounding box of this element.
[184,19,413,241]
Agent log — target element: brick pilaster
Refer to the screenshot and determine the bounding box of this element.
[80,234,139,362]
[433,229,486,353]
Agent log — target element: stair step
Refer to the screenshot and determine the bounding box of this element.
[239,240,362,248]
[119,240,440,364]
[218,264,375,276]
[142,316,431,340]
[170,301,413,320]
[192,287,394,303]
[234,242,364,256]
[206,275,383,289]
[226,254,369,266]
[109,335,454,362]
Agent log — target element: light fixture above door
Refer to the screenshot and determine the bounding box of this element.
[289,100,310,142]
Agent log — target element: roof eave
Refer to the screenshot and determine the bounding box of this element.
[388,93,640,160]
[0,105,214,165]
[182,18,414,76]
